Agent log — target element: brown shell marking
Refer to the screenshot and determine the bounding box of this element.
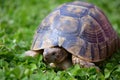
[31,10,60,50]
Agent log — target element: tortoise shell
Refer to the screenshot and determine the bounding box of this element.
[31,1,119,62]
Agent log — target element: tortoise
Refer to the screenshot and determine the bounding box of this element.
[25,1,120,70]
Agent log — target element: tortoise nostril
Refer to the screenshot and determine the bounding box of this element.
[44,56,49,60]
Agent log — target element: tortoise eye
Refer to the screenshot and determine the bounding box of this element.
[52,52,56,55]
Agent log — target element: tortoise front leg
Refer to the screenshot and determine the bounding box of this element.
[50,58,72,70]
[24,50,40,57]
[72,55,100,71]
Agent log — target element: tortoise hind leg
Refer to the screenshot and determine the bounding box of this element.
[72,55,100,71]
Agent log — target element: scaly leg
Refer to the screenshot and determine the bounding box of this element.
[50,58,72,70]
[24,50,40,57]
[72,55,100,71]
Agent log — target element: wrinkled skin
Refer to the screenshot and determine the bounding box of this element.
[25,47,72,69]
[43,47,72,69]
[25,47,100,71]
[43,47,68,63]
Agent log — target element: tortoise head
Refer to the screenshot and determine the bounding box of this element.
[43,47,68,63]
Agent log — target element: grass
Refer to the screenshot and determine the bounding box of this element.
[0,0,120,80]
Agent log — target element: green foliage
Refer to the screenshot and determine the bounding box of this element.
[0,0,120,80]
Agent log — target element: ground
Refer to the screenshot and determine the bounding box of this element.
[0,0,120,80]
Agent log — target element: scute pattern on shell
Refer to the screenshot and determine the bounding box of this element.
[31,1,120,62]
